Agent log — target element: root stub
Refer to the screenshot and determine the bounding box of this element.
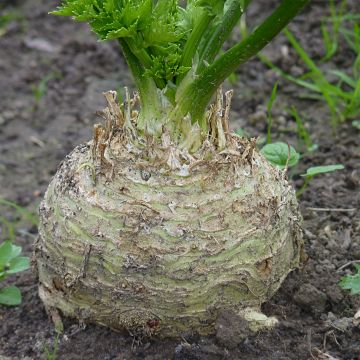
[34,92,303,337]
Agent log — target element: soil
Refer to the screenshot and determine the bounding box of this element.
[0,0,359,359]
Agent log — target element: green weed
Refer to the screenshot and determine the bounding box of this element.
[44,333,60,360]
[0,9,25,37]
[296,164,345,197]
[340,264,360,295]
[235,86,344,196]
[352,120,360,130]
[288,106,317,152]
[0,199,36,306]
[266,82,278,144]
[0,240,30,305]
[261,142,299,169]
[260,2,360,127]
[32,72,61,108]
[0,199,38,242]
[320,0,347,61]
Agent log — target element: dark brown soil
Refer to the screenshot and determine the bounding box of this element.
[1,0,359,359]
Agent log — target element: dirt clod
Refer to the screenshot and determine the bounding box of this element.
[294,283,328,315]
[215,310,252,349]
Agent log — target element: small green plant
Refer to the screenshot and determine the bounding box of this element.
[32,72,60,108]
[340,264,360,295]
[340,21,360,76]
[0,9,24,37]
[0,199,36,305]
[320,0,347,61]
[288,106,317,152]
[352,120,360,130]
[262,28,360,127]
[0,240,30,305]
[258,143,343,197]
[296,164,345,197]
[235,86,305,171]
[257,141,343,198]
[227,72,239,86]
[0,198,38,242]
[235,86,338,194]
[261,142,299,169]
[44,333,60,360]
[266,82,278,144]
[259,1,360,128]
[234,127,249,138]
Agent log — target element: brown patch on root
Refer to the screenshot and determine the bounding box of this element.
[257,258,273,278]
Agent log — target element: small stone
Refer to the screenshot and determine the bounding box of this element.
[140,169,151,181]
[281,45,289,58]
[332,317,352,332]
[276,115,287,126]
[294,283,328,314]
[327,312,337,322]
[2,110,15,120]
[29,136,45,148]
[249,110,267,124]
[304,229,316,240]
[326,285,344,304]
[24,37,60,53]
[33,190,42,198]
[13,99,30,110]
[173,343,194,360]
[290,65,304,77]
[355,309,360,320]
[325,312,353,332]
[345,170,360,189]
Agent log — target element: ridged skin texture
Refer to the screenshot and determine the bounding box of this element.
[35,135,302,337]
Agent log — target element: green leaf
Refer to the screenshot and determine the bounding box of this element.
[0,241,13,270]
[261,142,300,169]
[143,6,183,47]
[0,198,39,226]
[301,164,344,177]
[52,0,154,41]
[105,26,136,40]
[339,264,360,295]
[267,81,278,114]
[7,256,30,274]
[234,128,248,138]
[329,70,357,89]
[352,120,360,130]
[0,241,21,270]
[0,285,22,306]
[266,82,278,144]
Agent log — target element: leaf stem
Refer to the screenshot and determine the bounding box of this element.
[177,9,214,83]
[176,0,310,123]
[197,0,251,73]
[119,39,161,130]
[296,176,312,198]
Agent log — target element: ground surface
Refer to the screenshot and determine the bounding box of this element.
[0,0,359,359]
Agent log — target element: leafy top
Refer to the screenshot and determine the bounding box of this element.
[52,0,310,136]
[52,0,231,87]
